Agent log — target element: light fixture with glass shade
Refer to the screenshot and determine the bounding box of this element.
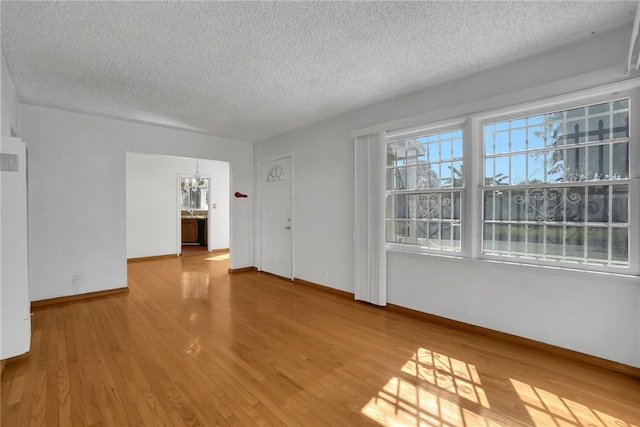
[182,161,209,192]
[180,161,210,215]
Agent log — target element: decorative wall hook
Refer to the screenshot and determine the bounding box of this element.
[234,192,248,198]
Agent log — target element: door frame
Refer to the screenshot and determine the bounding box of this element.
[176,173,212,256]
[258,153,294,279]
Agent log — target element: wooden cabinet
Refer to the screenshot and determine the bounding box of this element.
[181,219,198,243]
[181,218,208,245]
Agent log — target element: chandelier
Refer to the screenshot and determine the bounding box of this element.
[182,161,209,192]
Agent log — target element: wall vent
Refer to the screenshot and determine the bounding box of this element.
[0,153,19,172]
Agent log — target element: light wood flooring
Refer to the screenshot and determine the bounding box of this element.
[180,245,209,256]
[2,251,639,426]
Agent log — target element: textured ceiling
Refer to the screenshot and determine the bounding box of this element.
[1,1,637,142]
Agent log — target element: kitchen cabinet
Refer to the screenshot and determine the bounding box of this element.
[181,217,207,245]
[181,219,198,243]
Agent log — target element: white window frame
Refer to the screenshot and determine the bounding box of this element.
[385,80,639,276]
[385,118,468,256]
[472,84,638,276]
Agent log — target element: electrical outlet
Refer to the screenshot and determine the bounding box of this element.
[212,203,217,209]
[72,275,81,293]
[323,269,329,278]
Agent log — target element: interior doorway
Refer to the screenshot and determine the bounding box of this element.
[178,173,210,256]
[125,153,230,260]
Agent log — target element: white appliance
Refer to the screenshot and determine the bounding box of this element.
[1,137,31,359]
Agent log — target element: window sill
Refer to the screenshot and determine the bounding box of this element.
[387,247,640,285]
[386,243,464,259]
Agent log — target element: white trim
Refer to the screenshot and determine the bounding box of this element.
[470,79,638,124]
[227,161,235,269]
[386,116,468,141]
[291,152,295,280]
[466,116,481,259]
[176,174,182,256]
[478,252,636,277]
[258,152,295,164]
[386,242,463,258]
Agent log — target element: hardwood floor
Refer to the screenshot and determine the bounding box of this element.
[2,252,639,426]
[180,245,209,256]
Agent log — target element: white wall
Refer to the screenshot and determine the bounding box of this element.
[1,55,19,137]
[254,26,640,367]
[20,105,253,302]
[126,153,230,258]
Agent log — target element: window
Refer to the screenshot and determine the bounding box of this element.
[180,176,210,211]
[482,99,630,267]
[383,82,637,275]
[386,128,463,252]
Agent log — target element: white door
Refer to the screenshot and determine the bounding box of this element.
[260,156,293,279]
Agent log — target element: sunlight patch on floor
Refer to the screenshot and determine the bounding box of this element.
[206,253,229,261]
[361,348,497,426]
[510,379,638,427]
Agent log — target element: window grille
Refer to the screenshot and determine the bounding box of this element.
[386,129,463,252]
[481,99,630,267]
